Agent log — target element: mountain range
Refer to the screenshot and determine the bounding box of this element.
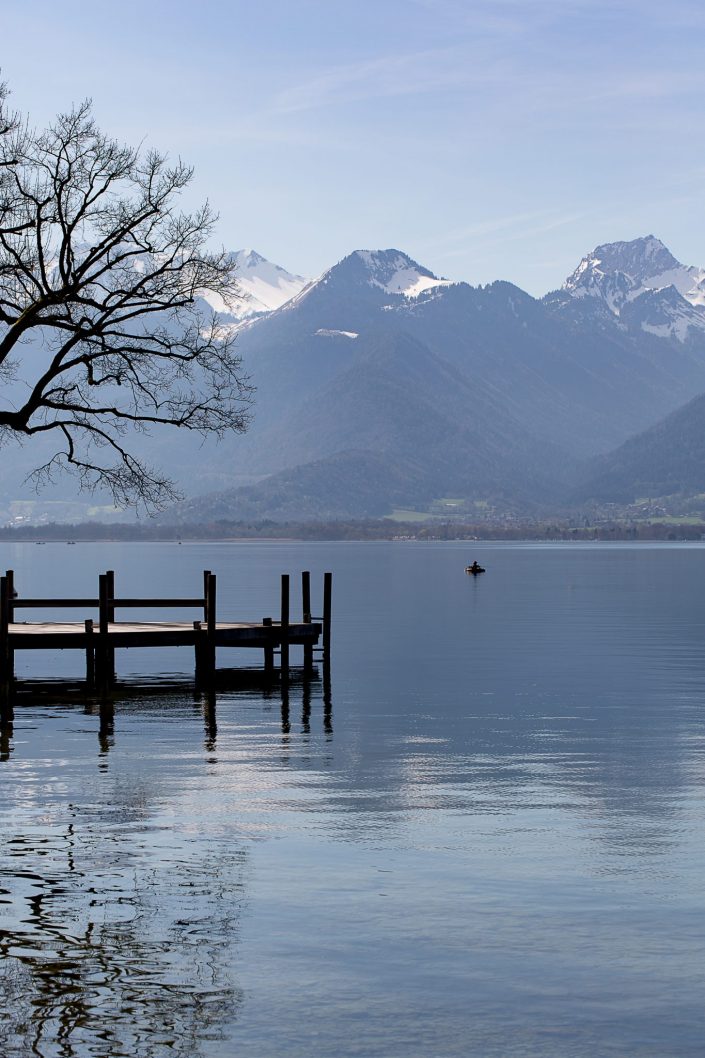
[167,235,705,523]
[4,235,705,525]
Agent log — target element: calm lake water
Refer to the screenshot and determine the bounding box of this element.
[1,540,705,1057]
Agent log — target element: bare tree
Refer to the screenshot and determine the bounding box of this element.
[0,81,252,508]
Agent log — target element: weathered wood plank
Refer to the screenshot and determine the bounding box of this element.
[7,620,321,652]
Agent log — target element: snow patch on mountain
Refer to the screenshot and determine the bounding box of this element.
[315,328,359,338]
[562,236,705,340]
[642,318,693,341]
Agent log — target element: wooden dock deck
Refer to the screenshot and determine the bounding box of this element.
[0,568,331,706]
[6,619,321,649]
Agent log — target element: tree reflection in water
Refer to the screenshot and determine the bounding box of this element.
[0,807,246,1057]
[0,676,331,1056]
[0,691,255,1058]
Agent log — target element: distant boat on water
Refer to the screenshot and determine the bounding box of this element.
[465,563,485,575]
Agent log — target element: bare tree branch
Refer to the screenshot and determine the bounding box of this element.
[0,79,253,510]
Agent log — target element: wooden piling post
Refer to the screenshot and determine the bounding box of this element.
[301,571,311,622]
[7,572,14,692]
[85,619,95,690]
[106,570,116,685]
[193,620,203,686]
[194,620,211,689]
[301,571,313,674]
[0,575,11,709]
[97,573,109,692]
[280,574,290,683]
[6,569,15,623]
[263,617,274,678]
[205,572,217,683]
[203,570,211,623]
[3,571,15,692]
[323,571,332,663]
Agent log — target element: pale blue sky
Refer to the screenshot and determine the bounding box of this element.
[2,0,704,294]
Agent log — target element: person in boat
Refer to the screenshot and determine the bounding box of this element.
[468,560,483,573]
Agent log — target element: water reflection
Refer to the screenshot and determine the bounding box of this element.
[2,537,705,1057]
[202,690,217,751]
[0,812,245,1057]
[0,716,11,762]
[1,670,332,762]
[0,676,333,1058]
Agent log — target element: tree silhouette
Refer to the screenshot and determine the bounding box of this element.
[0,80,252,508]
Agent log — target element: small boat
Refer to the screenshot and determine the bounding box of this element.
[465,564,486,575]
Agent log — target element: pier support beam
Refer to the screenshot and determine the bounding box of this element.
[263,617,274,678]
[106,570,116,686]
[302,571,313,675]
[1,572,15,711]
[280,574,290,684]
[193,570,217,687]
[97,573,111,693]
[85,619,95,690]
[194,620,205,687]
[323,571,332,665]
[204,575,215,681]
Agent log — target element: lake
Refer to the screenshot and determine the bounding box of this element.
[1,540,704,1057]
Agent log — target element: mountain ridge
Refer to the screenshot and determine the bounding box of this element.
[555,234,705,341]
[158,236,705,522]
[5,235,705,525]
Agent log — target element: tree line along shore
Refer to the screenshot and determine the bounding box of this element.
[0,520,704,543]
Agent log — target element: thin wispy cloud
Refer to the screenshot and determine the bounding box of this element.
[433,212,586,263]
[269,31,705,133]
[271,46,502,114]
[420,210,570,250]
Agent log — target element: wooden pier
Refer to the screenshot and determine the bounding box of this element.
[0,568,331,708]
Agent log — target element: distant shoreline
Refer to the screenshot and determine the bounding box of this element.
[1,519,704,544]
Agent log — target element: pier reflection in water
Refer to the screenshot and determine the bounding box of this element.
[0,676,331,1058]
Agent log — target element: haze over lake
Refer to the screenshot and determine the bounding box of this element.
[1,539,704,1057]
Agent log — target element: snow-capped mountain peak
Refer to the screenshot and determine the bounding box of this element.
[561,236,705,340]
[276,248,455,319]
[200,249,308,320]
[353,248,453,298]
